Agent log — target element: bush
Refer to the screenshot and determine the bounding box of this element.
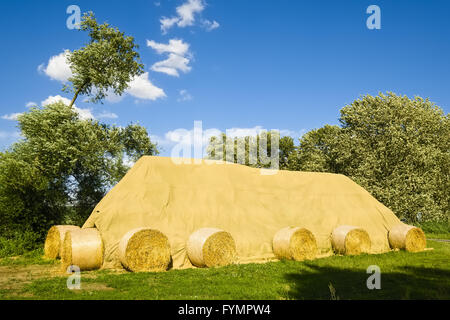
[0,231,42,258]
[417,221,450,235]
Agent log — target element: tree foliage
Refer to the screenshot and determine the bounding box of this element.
[206,131,293,169]
[0,103,158,238]
[286,125,341,172]
[64,12,144,106]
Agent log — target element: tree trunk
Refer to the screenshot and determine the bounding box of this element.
[69,82,87,107]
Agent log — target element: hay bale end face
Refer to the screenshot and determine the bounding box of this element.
[388,224,426,252]
[118,228,171,272]
[44,225,80,259]
[273,227,318,261]
[331,225,371,255]
[61,228,103,271]
[187,228,237,268]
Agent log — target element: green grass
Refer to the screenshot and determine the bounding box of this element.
[1,240,449,300]
[0,249,57,266]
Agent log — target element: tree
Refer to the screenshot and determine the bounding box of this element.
[337,93,449,222]
[279,136,296,170]
[287,125,341,172]
[206,131,295,170]
[0,102,158,238]
[64,12,144,107]
[289,93,449,222]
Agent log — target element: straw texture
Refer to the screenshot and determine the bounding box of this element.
[331,225,371,255]
[118,228,171,272]
[61,228,103,271]
[388,224,426,252]
[273,227,318,261]
[44,225,80,259]
[187,228,236,268]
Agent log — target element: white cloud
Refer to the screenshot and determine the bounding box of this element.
[104,93,124,103]
[126,72,166,100]
[41,95,72,106]
[176,0,205,27]
[153,126,221,157]
[151,53,192,77]
[160,0,218,33]
[147,39,192,77]
[38,50,72,82]
[203,19,220,31]
[177,89,193,102]
[41,95,94,120]
[25,102,38,108]
[147,39,189,56]
[1,113,23,121]
[97,111,118,119]
[160,17,180,34]
[73,107,95,121]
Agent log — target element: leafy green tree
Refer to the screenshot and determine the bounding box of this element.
[279,136,295,170]
[206,131,295,170]
[287,125,341,172]
[337,93,449,222]
[64,12,144,107]
[0,103,158,238]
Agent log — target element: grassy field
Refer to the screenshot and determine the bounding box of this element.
[0,240,449,300]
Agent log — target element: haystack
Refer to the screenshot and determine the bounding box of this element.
[187,228,236,268]
[388,224,426,252]
[273,227,317,261]
[82,156,404,270]
[119,228,171,272]
[44,225,80,259]
[61,228,103,271]
[331,225,371,255]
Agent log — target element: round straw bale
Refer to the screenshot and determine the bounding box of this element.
[187,228,236,268]
[273,227,318,261]
[388,224,426,252]
[331,225,371,255]
[44,225,80,259]
[61,228,103,271]
[118,228,171,272]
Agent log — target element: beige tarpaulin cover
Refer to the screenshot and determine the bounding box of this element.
[83,156,401,269]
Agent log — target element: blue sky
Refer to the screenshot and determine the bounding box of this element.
[0,0,449,156]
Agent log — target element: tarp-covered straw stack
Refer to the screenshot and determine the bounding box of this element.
[42,156,430,272]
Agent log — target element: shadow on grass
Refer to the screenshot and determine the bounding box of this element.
[284,264,450,300]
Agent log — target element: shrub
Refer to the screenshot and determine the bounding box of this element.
[0,231,42,258]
